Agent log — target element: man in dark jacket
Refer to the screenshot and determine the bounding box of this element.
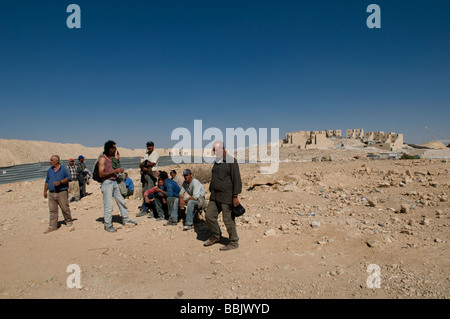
[204,141,242,251]
[76,155,87,198]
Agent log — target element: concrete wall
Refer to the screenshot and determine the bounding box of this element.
[367,132,404,151]
[284,130,335,149]
[306,133,336,149]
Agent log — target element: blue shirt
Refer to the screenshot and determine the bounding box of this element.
[45,165,71,192]
[124,177,134,191]
[163,178,180,198]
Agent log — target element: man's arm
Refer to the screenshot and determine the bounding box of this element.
[44,182,49,198]
[142,161,156,172]
[231,162,242,206]
[191,180,203,200]
[54,177,70,187]
[145,152,159,169]
[178,194,186,207]
[54,166,71,186]
[156,187,168,197]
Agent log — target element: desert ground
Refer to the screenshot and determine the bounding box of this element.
[0,140,449,300]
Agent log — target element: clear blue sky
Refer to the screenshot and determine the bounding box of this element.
[1,0,449,149]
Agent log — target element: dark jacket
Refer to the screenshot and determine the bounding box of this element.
[209,155,242,205]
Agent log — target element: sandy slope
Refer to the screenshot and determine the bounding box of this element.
[0,139,147,167]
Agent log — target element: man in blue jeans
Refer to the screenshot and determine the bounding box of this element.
[98,140,137,232]
[154,171,180,226]
[179,169,206,231]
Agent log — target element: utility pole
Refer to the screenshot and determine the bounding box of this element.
[425,126,436,141]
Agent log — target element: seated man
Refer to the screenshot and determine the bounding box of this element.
[136,185,158,218]
[170,170,183,188]
[179,169,206,231]
[124,172,134,198]
[154,171,180,225]
[141,192,157,217]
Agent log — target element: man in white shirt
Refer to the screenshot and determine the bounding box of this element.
[179,169,206,231]
[141,141,160,194]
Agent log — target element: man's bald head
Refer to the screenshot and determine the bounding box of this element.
[212,141,225,159]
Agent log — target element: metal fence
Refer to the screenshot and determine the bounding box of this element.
[0,157,142,186]
[0,156,217,185]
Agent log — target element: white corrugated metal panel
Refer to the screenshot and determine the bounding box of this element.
[0,157,142,185]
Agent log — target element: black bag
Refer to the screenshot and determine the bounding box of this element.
[92,161,101,183]
[232,204,246,217]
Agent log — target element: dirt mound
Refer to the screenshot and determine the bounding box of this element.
[420,141,447,149]
[0,139,147,167]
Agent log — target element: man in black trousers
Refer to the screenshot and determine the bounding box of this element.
[203,141,242,251]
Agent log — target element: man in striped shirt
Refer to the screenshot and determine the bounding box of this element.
[67,158,80,202]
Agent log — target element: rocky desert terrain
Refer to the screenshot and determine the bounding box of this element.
[0,141,449,300]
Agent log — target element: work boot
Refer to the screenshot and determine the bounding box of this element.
[164,221,177,226]
[44,228,57,234]
[136,211,148,217]
[104,225,117,233]
[220,243,239,251]
[122,219,137,226]
[203,236,220,247]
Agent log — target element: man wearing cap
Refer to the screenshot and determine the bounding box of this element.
[67,158,80,202]
[203,141,242,251]
[179,169,206,231]
[76,155,87,198]
[141,141,160,196]
[43,155,74,234]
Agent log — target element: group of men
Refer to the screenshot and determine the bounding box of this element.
[43,139,242,251]
[137,168,206,232]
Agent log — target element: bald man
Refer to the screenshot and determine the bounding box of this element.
[203,141,242,251]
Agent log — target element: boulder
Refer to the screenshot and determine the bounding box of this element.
[248,176,277,189]
[311,221,321,228]
[264,229,277,237]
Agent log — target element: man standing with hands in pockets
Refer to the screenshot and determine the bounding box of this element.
[204,141,242,251]
[98,140,137,233]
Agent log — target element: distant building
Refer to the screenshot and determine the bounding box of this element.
[283,130,335,149]
[364,132,404,151]
[346,129,364,139]
[283,128,405,151]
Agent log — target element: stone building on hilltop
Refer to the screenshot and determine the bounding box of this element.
[283,128,405,151]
